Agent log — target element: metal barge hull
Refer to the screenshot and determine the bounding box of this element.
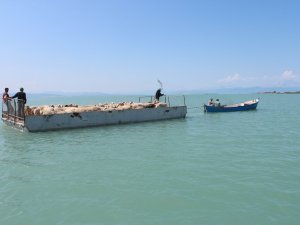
[5,106,187,132]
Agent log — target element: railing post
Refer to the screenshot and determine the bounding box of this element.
[14,100,16,124]
[21,100,25,120]
[6,101,9,119]
[1,100,4,119]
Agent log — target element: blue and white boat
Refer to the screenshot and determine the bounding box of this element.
[204,99,259,113]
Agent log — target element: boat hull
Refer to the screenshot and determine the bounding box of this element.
[22,106,187,132]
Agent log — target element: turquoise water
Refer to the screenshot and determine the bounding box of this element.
[1,94,300,225]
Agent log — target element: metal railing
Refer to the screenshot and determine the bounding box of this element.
[138,95,186,107]
[2,99,25,124]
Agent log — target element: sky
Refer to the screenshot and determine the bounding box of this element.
[1,0,300,94]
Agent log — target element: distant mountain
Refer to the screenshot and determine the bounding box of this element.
[178,87,300,95]
[27,87,300,96]
[27,91,110,97]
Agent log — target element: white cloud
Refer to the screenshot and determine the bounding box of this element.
[280,70,296,80]
[217,70,300,88]
[218,73,242,84]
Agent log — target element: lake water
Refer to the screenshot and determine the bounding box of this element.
[1,94,300,225]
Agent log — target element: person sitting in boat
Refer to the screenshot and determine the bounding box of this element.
[214,99,221,107]
[155,88,164,101]
[208,98,214,105]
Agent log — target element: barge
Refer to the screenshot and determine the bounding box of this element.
[1,96,187,132]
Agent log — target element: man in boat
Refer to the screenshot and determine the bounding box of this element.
[155,88,164,101]
[214,99,221,107]
[208,98,214,105]
[12,87,27,118]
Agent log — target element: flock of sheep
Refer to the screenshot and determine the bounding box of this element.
[24,102,168,116]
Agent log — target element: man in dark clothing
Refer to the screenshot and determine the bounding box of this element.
[12,87,27,118]
[155,88,164,101]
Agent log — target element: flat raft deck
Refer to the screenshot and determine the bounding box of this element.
[2,101,187,132]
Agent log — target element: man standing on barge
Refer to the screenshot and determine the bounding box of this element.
[12,87,27,118]
[2,87,14,115]
[155,88,164,102]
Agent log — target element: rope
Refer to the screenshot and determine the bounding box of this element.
[187,106,203,109]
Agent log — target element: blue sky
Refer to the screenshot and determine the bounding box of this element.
[1,0,300,94]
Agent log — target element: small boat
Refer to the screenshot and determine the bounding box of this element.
[204,99,259,113]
